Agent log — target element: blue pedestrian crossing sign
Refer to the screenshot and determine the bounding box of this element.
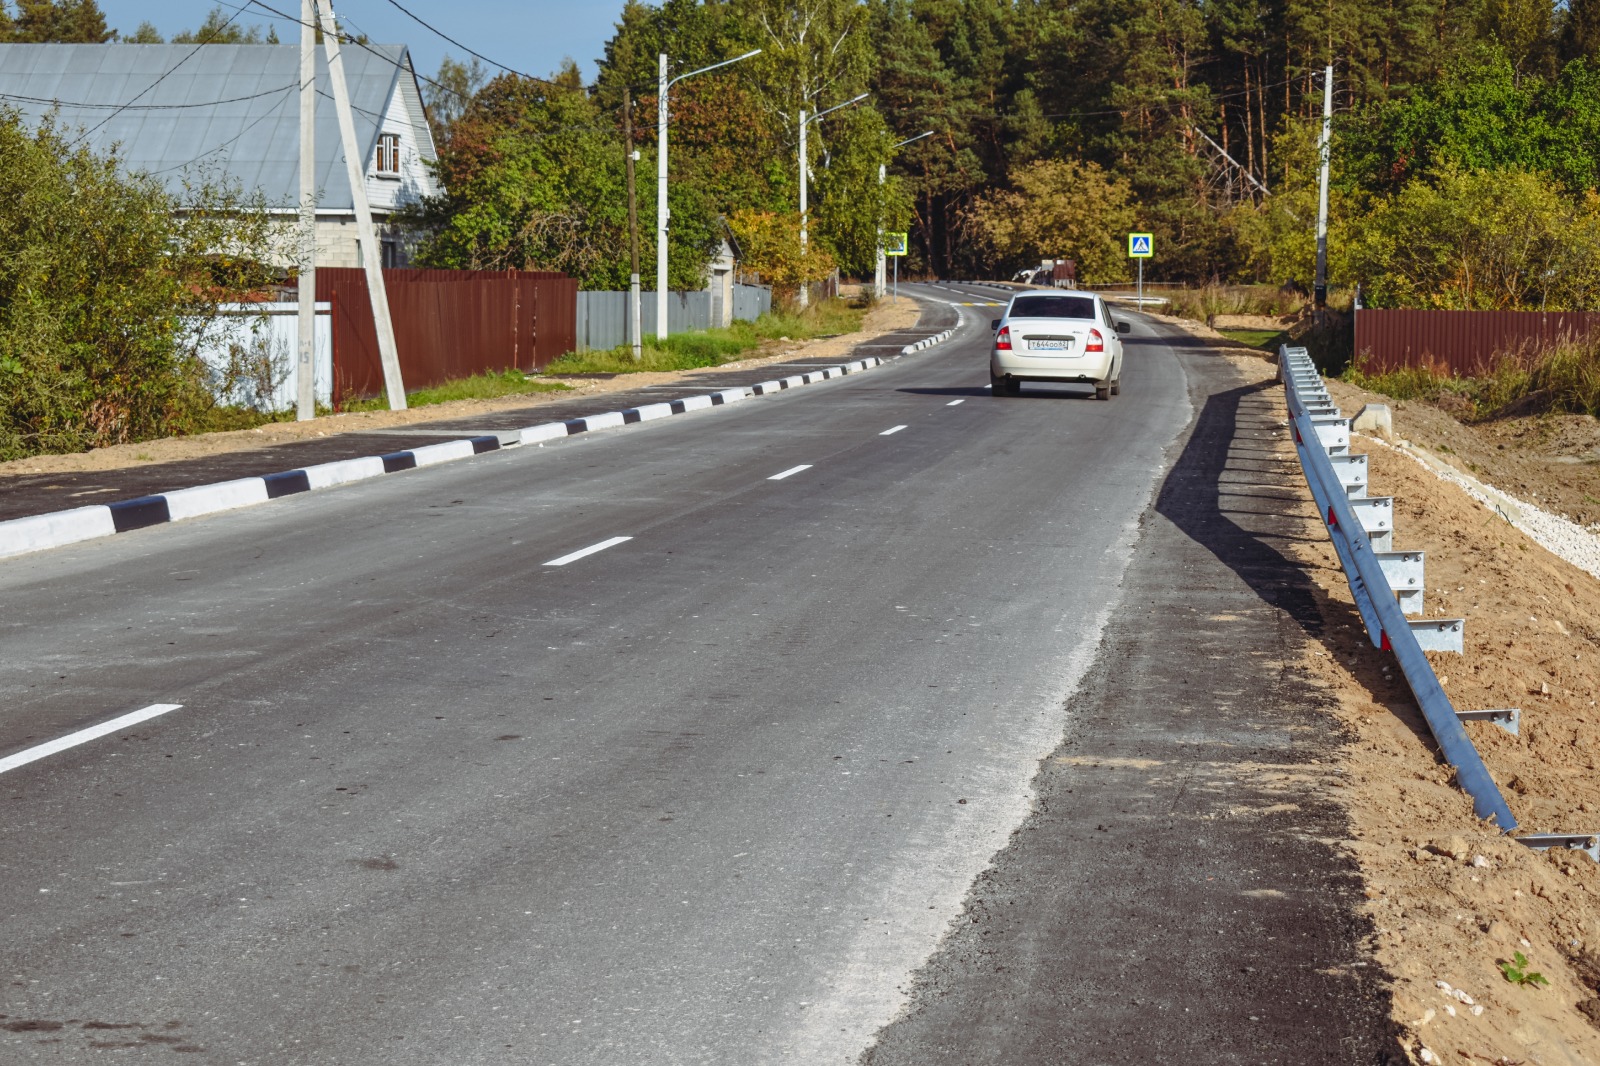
[1128,232,1154,258]
[885,232,909,257]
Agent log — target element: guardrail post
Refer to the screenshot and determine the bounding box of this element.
[1278,344,1600,855]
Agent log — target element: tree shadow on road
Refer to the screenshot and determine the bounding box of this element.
[1155,372,1440,751]
[1155,376,1342,638]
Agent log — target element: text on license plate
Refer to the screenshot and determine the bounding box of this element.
[1029,339,1070,351]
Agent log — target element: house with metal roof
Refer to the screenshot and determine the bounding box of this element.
[0,43,441,269]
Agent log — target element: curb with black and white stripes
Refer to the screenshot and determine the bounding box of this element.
[0,320,963,562]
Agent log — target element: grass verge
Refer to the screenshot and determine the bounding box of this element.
[1344,336,1600,420]
[342,368,570,413]
[542,299,867,376]
[1216,328,1285,350]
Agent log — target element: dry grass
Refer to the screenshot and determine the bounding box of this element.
[1345,335,1600,420]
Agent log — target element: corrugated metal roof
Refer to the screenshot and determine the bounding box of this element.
[0,43,436,211]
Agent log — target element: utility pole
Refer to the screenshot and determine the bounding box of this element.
[1314,63,1333,314]
[798,107,808,310]
[624,87,642,362]
[654,48,760,339]
[315,0,406,410]
[875,161,885,300]
[295,0,316,420]
[655,53,669,341]
[797,92,868,310]
[876,130,932,301]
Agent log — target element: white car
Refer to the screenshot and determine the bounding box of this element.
[989,291,1130,399]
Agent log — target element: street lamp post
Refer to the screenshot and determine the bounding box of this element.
[656,48,760,340]
[876,130,932,300]
[797,92,868,309]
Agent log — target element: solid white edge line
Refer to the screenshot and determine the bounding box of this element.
[543,535,633,567]
[0,703,184,776]
[946,399,966,406]
[880,425,908,436]
[768,464,813,481]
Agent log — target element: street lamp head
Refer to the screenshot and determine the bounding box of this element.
[808,91,870,125]
[667,48,763,89]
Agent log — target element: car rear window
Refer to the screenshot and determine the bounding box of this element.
[1009,295,1096,319]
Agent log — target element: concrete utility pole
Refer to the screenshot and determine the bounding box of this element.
[315,0,406,410]
[656,53,669,341]
[295,0,317,420]
[875,161,885,300]
[1314,63,1333,313]
[655,48,760,338]
[877,130,932,300]
[798,108,808,309]
[624,87,642,362]
[797,92,868,309]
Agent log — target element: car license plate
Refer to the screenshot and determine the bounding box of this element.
[1030,339,1069,351]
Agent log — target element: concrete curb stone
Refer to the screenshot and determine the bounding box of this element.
[1,320,962,561]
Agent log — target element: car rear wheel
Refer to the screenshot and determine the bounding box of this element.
[1111,378,1121,396]
[990,372,1019,396]
[1095,384,1111,401]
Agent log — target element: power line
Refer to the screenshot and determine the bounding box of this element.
[71,3,250,146]
[0,84,297,111]
[378,0,539,82]
[150,86,299,174]
[244,0,542,104]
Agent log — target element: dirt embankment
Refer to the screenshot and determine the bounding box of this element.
[1219,347,1600,1065]
[0,298,922,479]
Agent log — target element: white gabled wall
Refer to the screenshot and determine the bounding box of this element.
[363,72,438,213]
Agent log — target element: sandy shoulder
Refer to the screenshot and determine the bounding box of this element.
[1208,347,1600,1065]
[0,298,922,478]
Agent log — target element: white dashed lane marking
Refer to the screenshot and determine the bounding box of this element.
[544,536,633,567]
[0,704,184,776]
[768,465,813,481]
[946,399,965,406]
[880,426,907,436]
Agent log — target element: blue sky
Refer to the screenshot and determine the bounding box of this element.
[96,0,627,83]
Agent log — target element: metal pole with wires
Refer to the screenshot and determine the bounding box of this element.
[295,0,317,420]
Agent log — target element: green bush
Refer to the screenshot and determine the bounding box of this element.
[0,108,277,459]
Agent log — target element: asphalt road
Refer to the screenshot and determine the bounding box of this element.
[0,284,1383,1064]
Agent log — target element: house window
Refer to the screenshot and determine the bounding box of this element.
[376,133,401,176]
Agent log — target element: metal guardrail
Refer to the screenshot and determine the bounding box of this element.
[1280,345,1598,857]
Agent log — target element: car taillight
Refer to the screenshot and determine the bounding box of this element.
[995,326,1012,351]
[1085,328,1104,353]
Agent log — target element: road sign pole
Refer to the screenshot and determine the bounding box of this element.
[1138,258,1143,308]
[893,254,898,304]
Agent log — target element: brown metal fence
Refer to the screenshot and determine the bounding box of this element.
[1353,309,1600,374]
[316,268,578,403]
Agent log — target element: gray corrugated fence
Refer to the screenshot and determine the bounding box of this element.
[576,285,772,351]
[732,285,771,324]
